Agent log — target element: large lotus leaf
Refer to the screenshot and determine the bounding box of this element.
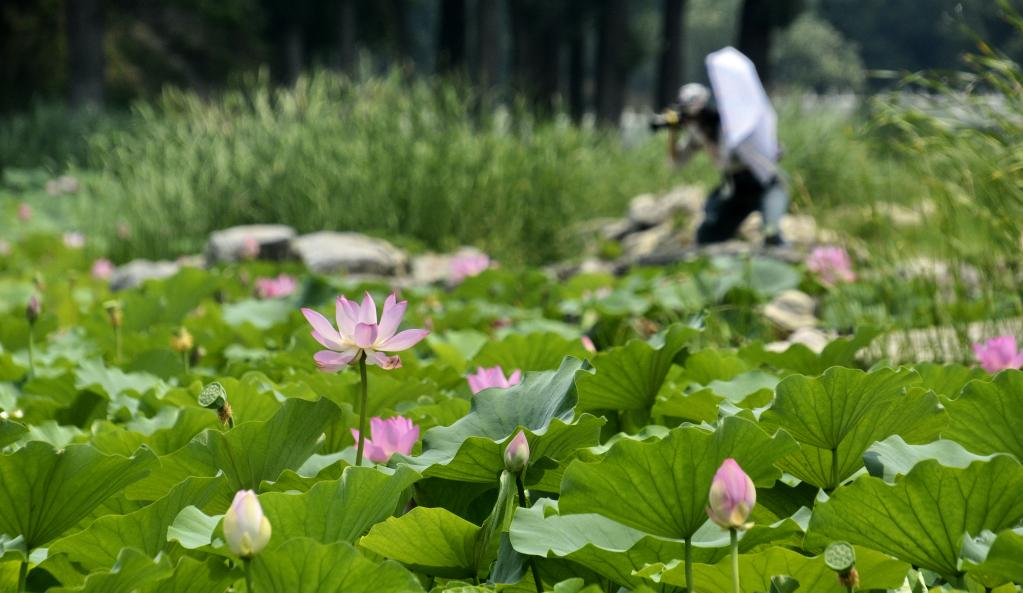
[805,457,1023,579]
[0,442,155,549]
[471,332,588,372]
[0,419,26,448]
[49,547,174,593]
[914,362,985,398]
[126,439,217,502]
[399,358,602,486]
[740,326,882,375]
[259,465,419,545]
[252,537,422,593]
[760,366,920,451]
[576,325,695,412]
[509,499,802,590]
[559,416,796,540]
[74,359,167,415]
[49,476,227,570]
[964,529,1023,586]
[90,408,218,457]
[776,386,945,489]
[165,505,222,550]
[207,396,341,491]
[944,370,1023,459]
[639,546,908,593]
[428,330,489,373]
[141,557,235,593]
[864,435,997,483]
[360,506,480,579]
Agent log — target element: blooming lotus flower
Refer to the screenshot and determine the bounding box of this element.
[255,274,297,299]
[806,246,856,285]
[504,430,530,473]
[707,458,756,530]
[17,203,31,222]
[973,335,1023,373]
[91,258,114,280]
[302,292,428,371]
[63,232,85,249]
[467,365,522,395]
[450,253,491,285]
[351,416,420,463]
[223,490,272,558]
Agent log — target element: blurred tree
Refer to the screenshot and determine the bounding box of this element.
[335,0,356,73]
[510,1,562,112]
[567,0,591,122]
[655,0,687,108]
[771,13,865,92]
[437,0,466,74]
[475,0,500,90]
[67,0,106,106]
[737,0,804,87]
[596,0,628,124]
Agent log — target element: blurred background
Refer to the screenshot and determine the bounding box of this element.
[0,0,1021,279]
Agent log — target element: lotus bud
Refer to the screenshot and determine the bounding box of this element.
[104,300,123,328]
[26,295,41,325]
[706,458,756,530]
[171,327,193,353]
[223,490,272,558]
[504,430,530,474]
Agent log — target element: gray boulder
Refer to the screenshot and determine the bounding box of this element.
[293,231,408,276]
[109,260,180,291]
[206,224,297,264]
[762,289,818,334]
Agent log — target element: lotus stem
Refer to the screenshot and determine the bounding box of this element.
[516,474,543,593]
[684,536,694,593]
[114,325,122,363]
[17,560,27,593]
[355,354,369,466]
[730,528,740,593]
[831,447,840,491]
[244,558,254,593]
[27,326,35,379]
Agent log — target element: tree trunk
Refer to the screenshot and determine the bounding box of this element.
[388,0,411,65]
[655,0,686,108]
[475,0,500,90]
[282,21,304,85]
[336,0,356,74]
[437,0,467,74]
[66,0,105,108]
[567,20,586,122]
[595,0,627,125]
[737,0,773,88]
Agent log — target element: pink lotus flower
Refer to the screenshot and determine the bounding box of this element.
[91,258,114,280]
[973,335,1023,373]
[17,203,31,222]
[302,292,429,371]
[255,274,297,299]
[504,430,530,473]
[450,252,491,285]
[707,458,756,530]
[806,246,856,285]
[581,336,597,353]
[467,365,522,395]
[351,416,420,463]
[63,232,85,249]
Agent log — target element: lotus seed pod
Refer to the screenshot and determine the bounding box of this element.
[198,382,228,410]
[824,541,856,573]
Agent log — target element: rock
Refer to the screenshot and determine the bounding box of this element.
[740,213,825,248]
[789,327,832,353]
[621,222,675,260]
[865,317,1023,364]
[628,186,703,228]
[411,247,488,285]
[109,260,180,291]
[293,231,408,276]
[762,289,818,333]
[600,218,635,241]
[205,224,297,264]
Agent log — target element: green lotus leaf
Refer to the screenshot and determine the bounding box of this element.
[805,457,1023,579]
[471,332,588,373]
[141,556,236,593]
[944,370,1023,460]
[913,362,985,398]
[740,326,882,375]
[963,529,1023,586]
[49,547,174,593]
[251,537,423,593]
[360,506,480,579]
[863,435,996,482]
[559,416,796,540]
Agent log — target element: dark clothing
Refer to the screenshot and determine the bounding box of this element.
[696,169,780,245]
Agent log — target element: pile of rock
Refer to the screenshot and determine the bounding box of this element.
[761,289,833,354]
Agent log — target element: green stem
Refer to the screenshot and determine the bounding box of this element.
[182,350,189,374]
[684,537,693,593]
[517,475,543,593]
[830,447,839,491]
[27,326,35,379]
[730,528,740,593]
[244,558,254,593]
[114,326,122,364]
[17,559,27,593]
[355,354,368,466]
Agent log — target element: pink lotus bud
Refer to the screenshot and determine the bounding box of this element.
[91,258,114,280]
[581,336,597,353]
[17,203,31,222]
[706,458,756,530]
[255,274,297,299]
[972,335,1023,373]
[26,295,41,324]
[467,366,522,395]
[504,430,530,473]
[223,490,272,558]
[806,246,856,286]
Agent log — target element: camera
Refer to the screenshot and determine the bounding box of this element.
[649,107,685,131]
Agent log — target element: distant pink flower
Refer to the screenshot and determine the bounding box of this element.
[467,366,522,395]
[17,203,31,222]
[255,274,297,299]
[973,336,1023,373]
[707,458,756,530]
[240,236,260,260]
[450,253,491,284]
[301,292,429,371]
[91,258,114,280]
[806,246,856,285]
[351,416,419,463]
[581,336,597,353]
[63,232,85,249]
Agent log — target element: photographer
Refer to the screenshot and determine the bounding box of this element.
[654,48,789,246]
